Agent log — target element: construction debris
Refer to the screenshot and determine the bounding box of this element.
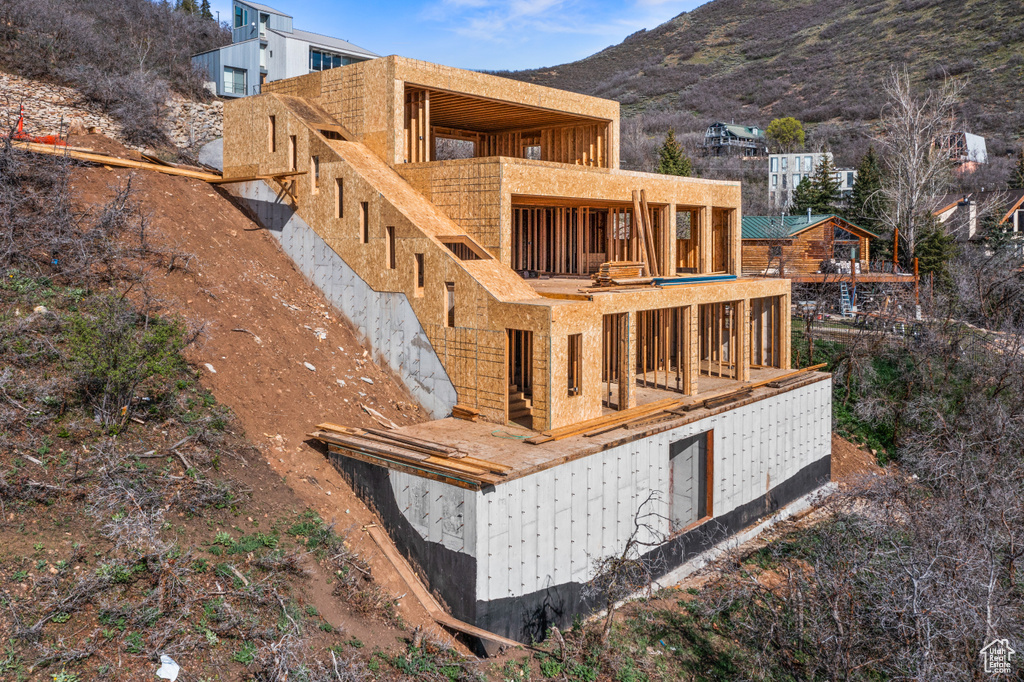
[309,423,510,491]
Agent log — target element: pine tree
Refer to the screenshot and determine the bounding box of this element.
[791,176,817,215]
[656,130,692,177]
[1009,145,1024,191]
[179,0,198,14]
[810,153,842,215]
[848,147,885,231]
[200,0,213,19]
[916,227,957,287]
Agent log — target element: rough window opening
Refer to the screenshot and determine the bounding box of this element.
[445,282,456,328]
[336,178,344,218]
[698,302,738,379]
[311,156,320,193]
[440,237,489,261]
[601,312,627,410]
[288,135,297,171]
[711,208,732,274]
[269,115,276,153]
[676,208,698,273]
[360,202,369,243]
[750,296,782,369]
[636,306,688,393]
[414,254,424,296]
[524,145,541,160]
[386,226,396,269]
[669,431,712,532]
[320,129,344,140]
[435,138,475,160]
[567,333,582,397]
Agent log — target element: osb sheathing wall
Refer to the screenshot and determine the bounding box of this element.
[229,61,791,431]
[399,157,744,275]
[223,93,561,427]
[263,56,621,170]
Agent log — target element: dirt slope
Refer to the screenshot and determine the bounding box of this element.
[65,133,449,639]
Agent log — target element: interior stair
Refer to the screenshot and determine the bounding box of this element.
[507,385,534,421]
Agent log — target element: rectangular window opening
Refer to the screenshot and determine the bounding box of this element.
[440,237,489,261]
[669,431,712,532]
[414,253,424,295]
[311,155,320,193]
[336,178,344,218]
[386,226,396,269]
[268,115,276,153]
[288,135,297,171]
[435,138,476,160]
[360,202,369,243]
[567,333,582,397]
[445,282,455,328]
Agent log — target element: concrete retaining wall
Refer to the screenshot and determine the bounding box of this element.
[226,180,458,419]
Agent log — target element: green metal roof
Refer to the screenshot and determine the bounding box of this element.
[709,122,764,140]
[742,215,879,240]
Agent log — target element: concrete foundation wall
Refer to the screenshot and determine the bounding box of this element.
[474,377,831,604]
[227,180,458,419]
[329,377,832,641]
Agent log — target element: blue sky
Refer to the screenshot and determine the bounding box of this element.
[212,0,707,70]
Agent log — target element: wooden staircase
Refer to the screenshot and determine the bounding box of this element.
[507,385,534,423]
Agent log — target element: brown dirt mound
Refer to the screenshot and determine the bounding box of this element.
[65,133,448,642]
[831,433,883,482]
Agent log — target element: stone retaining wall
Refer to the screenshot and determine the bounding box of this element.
[0,71,223,152]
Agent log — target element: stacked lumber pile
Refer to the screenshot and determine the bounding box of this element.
[591,261,652,288]
[451,404,481,422]
[309,423,510,490]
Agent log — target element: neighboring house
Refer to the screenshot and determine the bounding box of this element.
[742,214,878,279]
[934,189,1024,241]
[192,1,377,98]
[768,152,856,209]
[702,122,768,157]
[940,131,988,169]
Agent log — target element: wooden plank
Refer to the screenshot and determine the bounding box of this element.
[364,525,523,652]
[361,427,461,455]
[327,445,481,491]
[13,141,223,182]
[527,397,679,444]
[211,170,307,185]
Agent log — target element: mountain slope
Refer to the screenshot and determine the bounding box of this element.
[505,0,1024,154]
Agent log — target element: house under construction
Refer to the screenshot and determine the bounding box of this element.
[220,56,832,644]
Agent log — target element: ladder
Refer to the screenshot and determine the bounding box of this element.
[840,283,854,317]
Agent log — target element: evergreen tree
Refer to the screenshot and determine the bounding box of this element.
[791,176,817,215]
[1009,145,1024,191]
[178,0,198,14]
[810,153,842,214]
[848,147,885,232]
[200,0,213,19]
[916,227,957,287]
[656,130,692,177]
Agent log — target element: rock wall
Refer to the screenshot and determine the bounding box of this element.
[0,71,223,152]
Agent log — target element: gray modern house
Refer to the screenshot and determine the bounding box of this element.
[192,1,377,98]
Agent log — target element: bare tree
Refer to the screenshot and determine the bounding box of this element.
[877,67,965,261]
[582,491,668,644]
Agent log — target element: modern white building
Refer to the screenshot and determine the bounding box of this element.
[192,1,377,98]
[769,151,857,209]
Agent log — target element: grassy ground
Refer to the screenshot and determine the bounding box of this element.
[0,272,486,681]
